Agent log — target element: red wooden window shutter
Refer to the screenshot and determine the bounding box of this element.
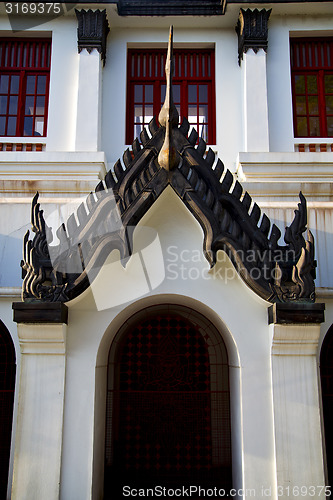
[0,39,51,137]
[290,38,333,138]
[126,48,216,145]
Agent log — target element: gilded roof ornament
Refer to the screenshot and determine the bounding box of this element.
[158,26,180,172]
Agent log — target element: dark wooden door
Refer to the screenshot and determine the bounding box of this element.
[321,326,333,488]
[0,323,15,500]
[104,308,232,499]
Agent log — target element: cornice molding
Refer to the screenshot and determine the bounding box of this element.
[75,9,110,66]
[16,323,67,355]
[235,8,271,65]
[271,322,323,356]
[0,152,106,195]
[237,152,333,199]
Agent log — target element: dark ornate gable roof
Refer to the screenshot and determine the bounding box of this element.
[21,28,316,305]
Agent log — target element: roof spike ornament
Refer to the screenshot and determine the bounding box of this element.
[158,26,180,172]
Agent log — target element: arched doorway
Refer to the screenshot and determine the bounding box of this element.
[104,304,232,498]
[0,322,16,498]
[321,325,333,487]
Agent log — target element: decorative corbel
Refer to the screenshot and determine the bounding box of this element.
[75,9,110,66]
[235,8,271,66]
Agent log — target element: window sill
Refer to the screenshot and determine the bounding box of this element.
[294,139,333,153]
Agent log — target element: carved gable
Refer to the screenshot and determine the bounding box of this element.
[21,28,316,305]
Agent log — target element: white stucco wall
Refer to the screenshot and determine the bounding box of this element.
[0,5,332,499]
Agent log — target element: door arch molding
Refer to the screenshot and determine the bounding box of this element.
[92,295,242,500]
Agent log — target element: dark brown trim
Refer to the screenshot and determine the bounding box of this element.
[228,0,331,3]
[75,9,110,66]
[117,0,225,16]
[235,8,271,65]
[13,302,68,324]
[268,302,325,325]
[13,0,333,4]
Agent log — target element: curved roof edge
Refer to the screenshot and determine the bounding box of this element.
[20,27,316,305]
[20,118,316,304]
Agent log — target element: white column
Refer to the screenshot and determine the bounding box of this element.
[271,323,326,499]
[242,49,270,152]
[236,8,271,153]
[11,322,67,500]
[74,9,109,152]
[75,49,102,152]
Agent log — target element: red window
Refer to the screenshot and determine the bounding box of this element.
[126,48,216,144]
[0,39,51,137]
[290,38,333,138]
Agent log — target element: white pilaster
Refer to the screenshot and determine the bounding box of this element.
[75,49,102,152]
[11,323,67,500]
[242,49,270,152]
[271,323,326,499]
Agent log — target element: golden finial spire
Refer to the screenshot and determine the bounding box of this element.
[158,26,180,171]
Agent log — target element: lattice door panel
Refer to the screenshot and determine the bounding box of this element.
[105,310,232,498]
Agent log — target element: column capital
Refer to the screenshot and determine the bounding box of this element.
[13,301,68,324]
[75,9,110,66]
[235,8,272,66]
[13,302,68,355]
[17,323,66,355]
[268,302,325,325]
[269,303,325,356]
[271,323,322,356]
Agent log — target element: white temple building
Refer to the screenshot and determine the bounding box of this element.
[0,1,332,499]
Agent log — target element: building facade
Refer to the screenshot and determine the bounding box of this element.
[0,1,332,499]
